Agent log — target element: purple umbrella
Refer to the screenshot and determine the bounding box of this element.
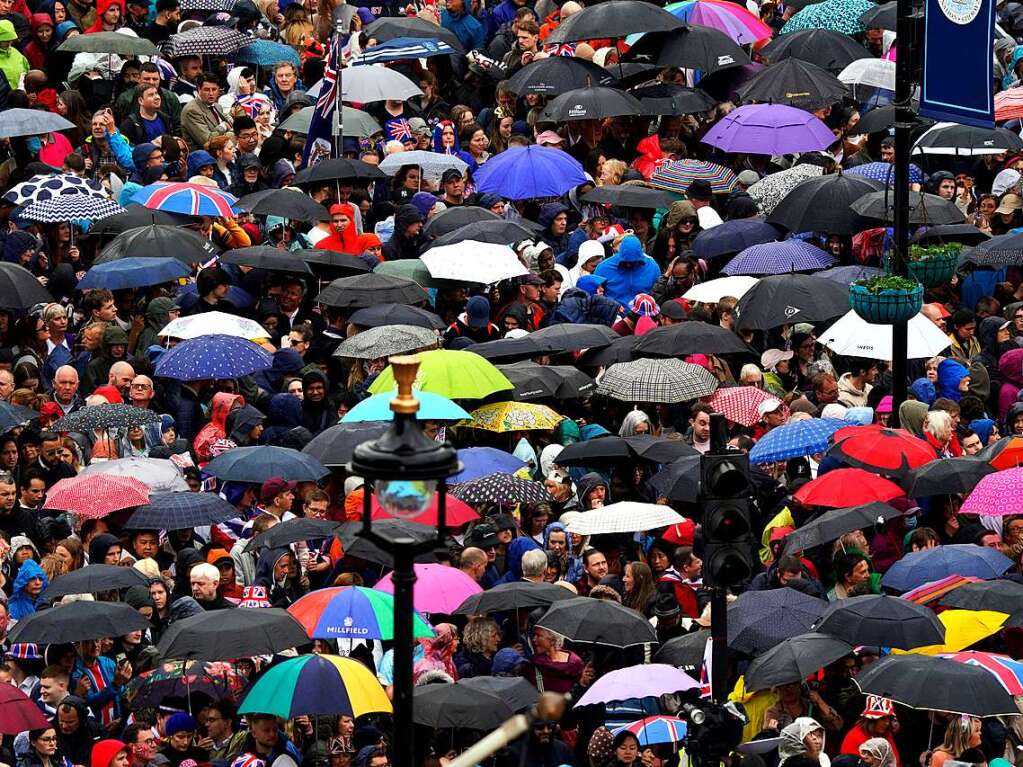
[702,104,836,155]
[576,663,700,706]
[722,240,835,276]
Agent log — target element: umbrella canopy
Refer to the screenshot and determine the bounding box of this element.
[452,472,553,505]
[9,601,149,644]
[362,16,465,52]
[816,265,885,284]
[962,233,1023,267]
[351,37,457,64]
[612,717,688,746]
[759,28,869,72]
[737,58,848,109]
[459,677,539,712]
[337,520,439,568]
[374,563,482,614]
[0,108,74,138]
[0,686,55,733]
[654,630,710,667]
[650,159,738,195]
[454,580,576,614]
[563,502,687,535]
[421,243,529,284]
[495,362,596,402]
[860,0,896,27]
[412,684,514,729]
[51,403,162,432]
[506,56,615,94]
[95,224,219,265]
[941,581,1023,613]
[546,0,682,42]
[902,456,995,497]
[728,588,827,655]
[706,386,788,428]
[3,174,106,206]
[902,610,1009,655]
[424,207,502,237]
[722,240,834,276]
[43,474,150,519]
[235,38,300,67]
[938,652,1023,697]
[542,86,644,122]
[815,594,945,649]
[342,390,470,423]
[782,502,904,555]
[369,349,512,399]
[827,424,938,476]
[902,575,984,606]
[597,359,718,403]
[162,25,249,56]
[576,664,700,706]
[692,220,780,260]
[912,224,989,246]
[41,564,148,601]
[316,273,425,309]
[205,445,329,483]
[75,257,190,290]
[794,468,904,507]
[748,418,854,464]
[156,608,311,660]
[79,457,188,492]
[349,303,446,330]
[292,158,386,185]
[634,82,718,116]
[159,311,267,341]
[748,164,825,214]
[913,122,1023,156]
[960,467,1023,516]
[664,0,772,43]
[745,633,854,692]
[127,660,247,709]
[703,104,835,155]
[882,545,1013,592]
[648,455,702,502]
[683,275,760,303]
[0,263,56,309]
[465,402,563,433]
[838,58,896,93]
[625,26,750,74]
[851,190,966,225]
[735,273,849,330]
[92,205,190,237]
[379,150,469,180]
[996,88,1023,122]
[471,324,619,360]
[245,518,341,553]
[582,185,680,208]
[125,492,241,530]
[474,146,588,200]
[818,310,952,361]
[154,335,272,381]
[556,434,696,466]
[236,189,331,224]
[132,182,239,217]
[768,173,883,235]
[450,447,526,484]
[288,586,433,640]
[781,0,874,33]
[298,249,371,277]
[334,325,438,360]
[303,422,390,466]
[21,196,124,223]
[845,161,924,185]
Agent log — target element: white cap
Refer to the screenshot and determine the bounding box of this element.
[756,398,783,418]
[578,239,605,262]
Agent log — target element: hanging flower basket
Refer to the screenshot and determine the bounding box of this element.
[849,276,924,324]
[905,243,960,289]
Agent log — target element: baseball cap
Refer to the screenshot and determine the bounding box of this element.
[441,168,463,184]
[466,295,491,330]
[761,348,794,370]
[260,476,297,505]
[466,522,500,548]
[660,299,687,320]
[756,398,783,418]
[997,193,1023,214]
[536,130,565,146]
[343,476,364,496]
[519,273,545,286]
[408,117,430,136]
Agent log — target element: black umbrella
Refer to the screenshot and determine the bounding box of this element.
[92,206,191,237]
[961,232,1023,267]
[938,580,1023,612]
[454,581,575,614]
[582,185,680,208]
[424,207,501,237]
[535,597,657,647]
[914,123,1023,155]
[632,83,717,116]
[219,246,313,274]
[692,219,781,260]
[496,362,596,401]
[782,502,904,555]
[541,86,644,122]
[814,594,945,650]
[901,456,995,496]
[855,655,1018,716]
[471,323,618,360]
[431,220,539,247]
[52,403,162,432]
[556,434,696,466]
[745,633,854,692]
[768,173,883,235]
[653,629,710,667]
[316,273,426,309]
[9,601,150,643]
[506,56,615,95]
[728,588,827,655]
[851,190,967,225]
[296,249,372,277]
[40,564,148,601]
[236,189,329,222]
[0,263,53,310]
[292,158,386,185]
[737,58,848,110]
[94,224,219,265]
[157,608,310,660]
[735,274,849,330]
[245,518,341,552]
[625,26,751,75]
[336,520,439,568]
[546,0,682,43]
[848,104,930,135]
[860,1,896,29]
[125,492,241,530]
[412,684,515,729]
[911,224,990,246]
[469,336,545,362]
[576,335,638,366]
[452,473,553,505]
[302,422,389,466]
[349,303,446,330]
[647,455,702,502]
[634,322,751,357]
[759,29,870,72]
[363,16,465,52]
[458,676,538,712]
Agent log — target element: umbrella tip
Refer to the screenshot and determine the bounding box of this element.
[389,354,421,416]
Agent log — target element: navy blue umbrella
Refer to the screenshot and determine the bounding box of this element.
[76,257,190,290]
[176,282,255,310]
[728,587,827,655]
[154,335,272,381]
[691,219,780,260]
[722,240,834,276]
[205,445,329,483]
[125,492,241,530]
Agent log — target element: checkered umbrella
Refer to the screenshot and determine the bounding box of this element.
[52,403,162,432]
[722,240,834,276]
[452,473,553,505]
[162,26,250,57]
[3,174,106,206]
[597,359,718,404]
[565,502,687,535]
[707,386,788,427]
[126,492,241,530]
[20,195,123,223]
[650,159,738,194]
[44,474,150,519]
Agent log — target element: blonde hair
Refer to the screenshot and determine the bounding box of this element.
[602,159,627,186]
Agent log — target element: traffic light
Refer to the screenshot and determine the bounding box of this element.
[700,451,754,588]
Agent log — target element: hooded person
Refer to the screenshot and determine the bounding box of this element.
[193,392,245,465]
[538,202,569,256]
[252,546,303,607]
[971,418,997,445]
[225,404,266,446]
[936,358,969,402]
[22,13,53,69]
[998,347,1023,422]
[496,537,541,585]
[86,0,122,32]
[261,392,304,445]
[252,348,303,394]
[300,369,332,434]
[898,400,928,435]
[135,296,177,354]
[88,533,121,566]
[575,471,610,510]
[53,696,103,767]
[317,203,361,253]
[84,323,129,393]
[779,718,830,767]
[1007,401,1023,435]
[186,149,216,180]
[592,235,661,306]
[382,204,427,261]
[3,230,38,265]
[8,559,47,620]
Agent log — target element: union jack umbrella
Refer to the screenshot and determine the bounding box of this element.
[44,474,150,519]
[939,651,1023,696]
[20,195,123,223]
[132,182,240,217]
[707,385,788,427]
[612,716,688,746]
[650,159,738,195]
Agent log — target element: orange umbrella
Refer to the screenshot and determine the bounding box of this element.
[979,436,1023,470]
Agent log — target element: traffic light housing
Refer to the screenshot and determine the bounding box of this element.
[700,451,754,588]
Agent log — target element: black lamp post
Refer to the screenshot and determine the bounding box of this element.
[347,355,461,767]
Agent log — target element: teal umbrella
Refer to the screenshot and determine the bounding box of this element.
[341,390,471,423]
[780,0,874,35]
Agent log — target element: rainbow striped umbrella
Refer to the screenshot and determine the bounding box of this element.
[897,574,982,606]
[650,159,738,195]
[996,89,1023,122]
[288,586,434,640]
[665,0,772,43]
[132,182,240,217]
[612,716,688,746]
[939,651,1023,696]
[238,654,392,718]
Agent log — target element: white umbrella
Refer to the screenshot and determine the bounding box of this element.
[159,311,268,340]
[81,457,189,492]
[421,242,529,285]
[565,502,687,535]
[818,310,952,360]
[341,65,423,104]
[838,58,895,92]
[379,151,468,184]
[683,275,759,304]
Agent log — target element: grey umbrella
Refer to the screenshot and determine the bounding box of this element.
[341,66,422,104]
[58,32,159,55]
[278,106,383,138]
[334,324,438,360]
[0,109,75,139]
[81,457,189,492]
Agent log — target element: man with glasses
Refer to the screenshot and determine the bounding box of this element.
[129,375,156,412]
[124,723,160,767]
[37,432,74,488]
[504,719,572,767]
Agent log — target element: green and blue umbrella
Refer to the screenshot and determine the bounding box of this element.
[341,389,471,423]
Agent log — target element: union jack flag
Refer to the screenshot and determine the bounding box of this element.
[302,33,342,168]
[699,635,713,699]
[385,117,414,143]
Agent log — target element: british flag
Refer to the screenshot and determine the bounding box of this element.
[302,33,342,168]
[385,117,415,143]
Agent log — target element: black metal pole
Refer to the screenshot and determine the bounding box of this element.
[708,414,728,703]
[391,539,416,767]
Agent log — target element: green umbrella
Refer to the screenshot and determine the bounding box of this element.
[780,0,874,35]
[374,259,440,287]
[368,349,513,400]
[58,32,159,55]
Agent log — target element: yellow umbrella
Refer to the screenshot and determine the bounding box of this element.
[462,402,564,433]
[895,609,1008,655]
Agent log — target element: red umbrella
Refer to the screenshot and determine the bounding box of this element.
[0,684,52,733]
[44,474,150,519]
[372,493,479,527]
[793,468,903,508]
[827,424,937,476]
[707,386,787,427]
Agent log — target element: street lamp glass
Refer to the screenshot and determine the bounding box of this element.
[375,478,437,520]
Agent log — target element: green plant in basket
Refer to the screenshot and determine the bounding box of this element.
[908,242,962,262]
[852,275,921,294]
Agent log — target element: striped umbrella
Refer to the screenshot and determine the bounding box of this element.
[132,182,239,217]
[613,716,688,746]
[44,474,150,519]
[707,385,788,427]
[781,0,874,34]
[939,651,1023,696]
[901,574,983,606]
[665,0,772,43]
[722,240,834,276]
[651,159,738,194]
[288,586,434,640]
[351,37,456,64]
[996,88,1023,122]
[21,195,123,223]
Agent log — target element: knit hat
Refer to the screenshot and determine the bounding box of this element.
[124,585,154,611]
[410,192,438,218]
[165,713,198,736]
[91,740,128,767]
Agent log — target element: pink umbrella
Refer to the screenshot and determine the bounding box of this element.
[374,564,482,614]
[44,474,150,519]
[960,468,1023,517]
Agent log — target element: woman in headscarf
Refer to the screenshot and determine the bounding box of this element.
[898,400,928,435]
[860,739,896,767]
[779,718,830,767]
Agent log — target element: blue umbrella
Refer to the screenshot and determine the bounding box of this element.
[691,219,781,260]
[125,492,241,530]
[814,265,884,284]
[352,37,456,64]
[474,146,588,200]
[76,257,190,290]
[205,445,330,483]
[722,240,834,276]
[749,418,847,464]
[846,161,924,185]
[235,39,300,67]
[451,447,526,484]
[881,544,1013,593]
[341,390,470,424]
[177,282,255,310]
[154,334,272,381]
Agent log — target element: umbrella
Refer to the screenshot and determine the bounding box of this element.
[454,581,576,614]
[749,418,853,464]
[43,474,150,519]
[901,610,1009,655]
[239,654,390,718]
[737,58,848,109]
[913,122,1023,156]
[735,273,849,330]
[368,349,512,399]
[634,83,718,116]
[495,362,596,402]
[912,224,989,246]
[288,586,433,640]
[816,265,885,284]
[648,455,702,502]
[882,545,1013,592]
[235,39,300,67]
[0,402,37,433]
[902,456,995,497]
[351,37,457,64]
[663,0,772,43]
[154,335,272,381]
[506,56,615,95]
[781,0,874,33]
[576,335,638,366]
[335,325,438,360]
[3,174,106,206]
[723,240,834,276]
[654,630,710,667]
[703,103,835,155]
[92,206,190,236]
[374,260,446,290]
[707,386,788,427]
[794,468,904,507]
[302,422,390,466]
[683,275,760,303]
[582,185,679,208]
[94,224,219,265]
[962,233,1023,267]
[424,207,503,237]
[451,472,553,505]
[613,717,688,746]
[464,402,563,433]
[546,0,682,42]
[126,660,247,709]
[938,652,1023,696]
[80,457,188,492]
[759,28,869,72]
[0,108,74,138]
[814,594,945,649]
[126,492,241,530]
[542,87,644,122]
[625,25,750,74]
[279,106,384,138]
[960,467,1023,516]
[748,164,825,214]
[474,146,588,201]
[851,190,966,225]
[818,310,952,361]
[652,160,739,196]
[245,518,341,552]
[597,359,718,403]
[412,684,514,729]
[782,502,904,555]
[855,655,1018,716]
[219,246,313,274]
[845,161,924,185]
[974,436,1023,471]
[0,263,54,310]
[21,196,123,223]
[563,502,687,535]
[432,220,540,249]
[576,664,700,706]
[421,243,528,284]
[379,151,468,182]
[9,602,149,644]
[768,173,883,235]
[362,16,465,52]
[133,182,238,217]
[372,493,478,530]
[336,520,439,568]
[860,0,896,27]
[350,303,446,331]
[728,588,827,655]
[205,445,329,483]
[996,88,1023,122]
[941,580,1023,613]
[52,403,162,432]
[298,249,371,277]
[162,26,249,56]
[0,686,57,733]
[316,273,425,309]
[40,564,148,601]
[556,434,696,466]
[292,158,386,186]
[838,58,896,93]
[342,390,469,423]
[75,257,190,290]
[903,574,984,606]
[691,220,779,260]
[472,324,620,360]
[156,608,311,660]
[459,677,539,712]
[827,424,938,476]
[450,447,526,484]
[745,633,854,692]
[374,563,482,614]
[341,65,422,103]
[236,189,329,222]
[159,311,267,341]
